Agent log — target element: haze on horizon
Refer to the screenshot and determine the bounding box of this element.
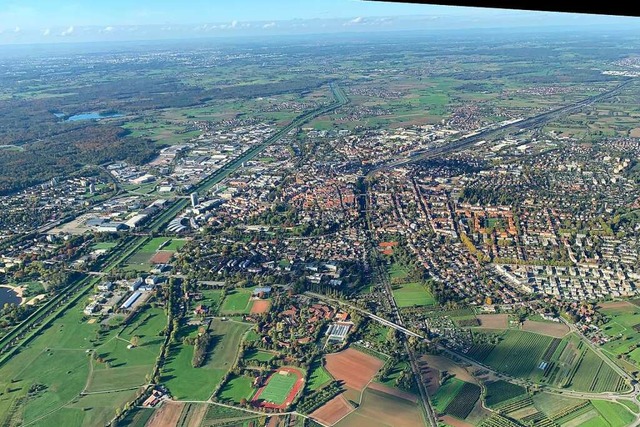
[0,0,639,46]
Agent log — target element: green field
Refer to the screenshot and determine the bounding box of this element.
[91,242,117,251]
[256,371,298,405]
[484,380,527,408]
[245,348,276,363]
[161,319,250,400]
[392,281,436,307]
[431,378,466,413]
[590,400,635,427]
[219,374,256,404]
[220,289,254,314]
[306,360,333,391]
[599,302,640,367]
[467,331,628,393]
[0,294,165,426]
[122,237,186,271]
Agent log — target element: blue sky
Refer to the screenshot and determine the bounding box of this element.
[0,0,638,44]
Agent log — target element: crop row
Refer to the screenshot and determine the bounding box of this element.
[444,382,481,419]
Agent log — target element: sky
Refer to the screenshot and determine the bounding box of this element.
[0,0,639,44]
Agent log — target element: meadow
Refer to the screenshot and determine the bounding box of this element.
[220,289,254,314]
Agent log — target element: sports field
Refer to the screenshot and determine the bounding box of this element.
[258,372,298,404]
[220,289,254,314]
[122,237,187,271]
[252,367,304,409]
[392,281,436,307]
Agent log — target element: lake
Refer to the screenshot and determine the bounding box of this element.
[0,287,21,306]
[64,112,123,122]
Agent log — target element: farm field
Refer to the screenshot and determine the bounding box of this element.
[442,382,481,420]
[220,289,254,314]
[325,348,385,391]
[310,394,354,426]
[335,388,424,427]
[483,380,527,408]
[466,331,628,393]
[431,377,465,412]
[521,319,569,338]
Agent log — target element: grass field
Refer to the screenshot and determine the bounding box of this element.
[220,289,254,314]
[219,374,256,404]
[599,301,640,367]
[431,377,466,412]
[306,359,333,391]
[0,293,165,426]
[256,372,298,405]
[391,281,436,307]
[91,242,117,251]
[590,400,635,427]
[162,319,250,400]
[244,348,276,363]
[122,237,187,271]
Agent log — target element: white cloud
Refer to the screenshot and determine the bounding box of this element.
[14,26,20,33]
[42,28,50,36]
[61,26,74,36]
[230,20,238,28]
[103,26,114,32]
[263,22,276,29]
[350,16,363,24]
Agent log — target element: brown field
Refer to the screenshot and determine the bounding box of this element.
[311,395,355,426]
[367,382,417,403]
[186,404,208,427]
[325,348,385,391]
[476,314,508,329]
[419,364,441,395]
[440,415,475,427]
[420,354,477,384]
[250,299,272,314]
[599,300,637,312]
[522,320,569,338]
[150,250,174,264]
[335,388,423,427]
[147,401,184,427]
[630,128,640,138]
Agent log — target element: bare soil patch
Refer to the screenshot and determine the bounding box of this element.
[311,394,355,426]
[420,354,477,384]
[150,250,173,264]
[147,401,184,427]
[325,348,384,391]
[600,300,637,312]
[476,314,508,329]
[186,404,208,427]
[522,320,569,338]
[630,128,640,138]
[367,382,417,403]
[440,415,475,427]
[250,299,271,314]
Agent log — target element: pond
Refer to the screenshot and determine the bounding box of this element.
[0,286,21,306]
[63,112,123,122]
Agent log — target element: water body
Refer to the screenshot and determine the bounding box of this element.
[64,112,123,122]
[0,287,21,306]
